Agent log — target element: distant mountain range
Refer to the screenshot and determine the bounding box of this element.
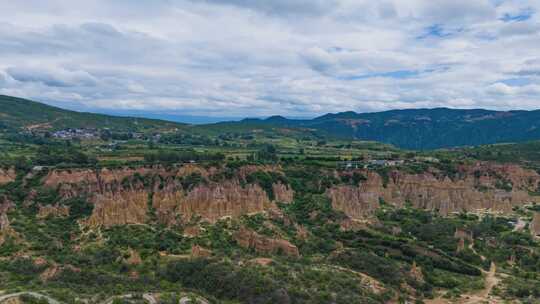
[217,108,540,149]
[2,94,540,149]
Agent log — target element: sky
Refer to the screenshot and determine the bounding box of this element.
[1,0,540,118]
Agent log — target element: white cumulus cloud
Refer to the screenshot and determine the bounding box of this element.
[0,0,539,117]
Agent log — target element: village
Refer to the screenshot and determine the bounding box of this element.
[338,156,440,169]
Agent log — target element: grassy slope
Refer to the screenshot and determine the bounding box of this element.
[0,95,186,132]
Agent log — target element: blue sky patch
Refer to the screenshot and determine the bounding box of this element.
[500,8,534,22]
[500,77,533,86]
[417,24,463,39]
[344,70,421,80]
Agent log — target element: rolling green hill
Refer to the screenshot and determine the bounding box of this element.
[3,94,540,150]
[0,95,185,132]
[449,140,540,169]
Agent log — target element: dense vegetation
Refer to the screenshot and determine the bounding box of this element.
[4,160,538,303]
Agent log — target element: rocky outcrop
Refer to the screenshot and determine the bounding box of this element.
[456,238,466,253]
[177,182,277,223]
[41,162,538,227]
[33,257,48,267]
[249,257,274,266]
[409,261,425,283]
[176,164,211,178]
[40,265,62,282]
[126,248,142,265]
[454,228,473,242]
[234,227,300,257]
[454,228,473,253]
[339,218,369,231]
[328,163,540,219]
[85,190,149,227]
[152,189,184,225]
[295,225,309,240]
[42,165,292,227]
[0,213,11,246]
[530,212,540,237]
[40,264,81,282]
[38,204,70,218]
[460,163,540,191]
[44,168,98,190]
[153,182,279,224]
[183,225,202,237]
[0,195,13,213]
[23,190,38,207]
[327,184,380,218]
[191,245,212,258]
[391,226,402,236]
[272,183,294,203]
[0,168,16,185]
[0,196,15,246]
[383,172,533,215]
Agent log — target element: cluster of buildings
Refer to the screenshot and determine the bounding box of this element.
[338,159,403,169]
[338,156,440,170]
[52,128,98,139]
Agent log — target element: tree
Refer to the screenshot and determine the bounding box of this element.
[254,144,278,162]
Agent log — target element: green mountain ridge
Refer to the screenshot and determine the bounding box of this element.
[2,94,540,149]
[225,107,540,149]
[0,95,186,132]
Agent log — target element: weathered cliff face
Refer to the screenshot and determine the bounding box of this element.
[0,196,15,246]
[0,213,11,246]
[327,184,380,218]
[43,165,294,227]
[153,181,278,224]
[85,190,149,227]
[40,162,538,227]
[40,264,81,282]
[531,212,540,237]
[44,168,98,188]
[273,182,294,203]
[0,168,16,185]
[180,182,277,222]
[328,163,540,219]
[459,163,539,191]
[454,228,473,242]
[191,245,212,258]
[409,261,425,283]
[234,227,300,257]
[327,171,387,218]
[38,204,70,218]
[387,164,538,215]
[125,248,142,265]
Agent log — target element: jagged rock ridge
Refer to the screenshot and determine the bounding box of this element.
[39,163,540,228]
[328,163,540,218]
[42,165,294,227]
[0,168,16,185]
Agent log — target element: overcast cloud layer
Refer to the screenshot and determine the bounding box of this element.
[1,0,540,117]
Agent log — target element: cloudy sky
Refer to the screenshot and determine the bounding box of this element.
[1,0,540,118]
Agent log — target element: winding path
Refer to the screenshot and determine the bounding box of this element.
[0,292,157,304]
[0,292,61,304]
[460,262,500,304]
[424,245,501,304]
[0,292,214,304]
